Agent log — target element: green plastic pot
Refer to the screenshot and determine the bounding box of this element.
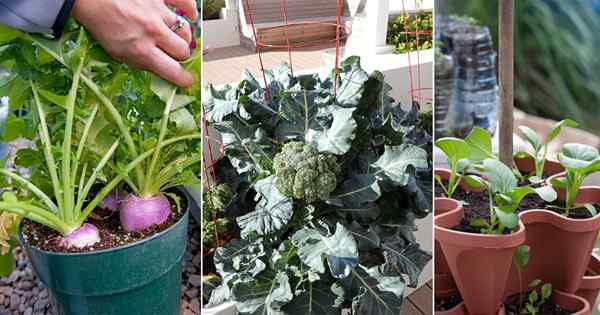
[20,193,189,315]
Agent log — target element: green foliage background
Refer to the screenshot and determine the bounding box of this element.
[439,0,600,134]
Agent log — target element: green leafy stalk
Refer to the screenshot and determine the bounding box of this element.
[142,88,177,197]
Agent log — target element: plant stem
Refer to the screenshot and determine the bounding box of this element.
[0,169,58,213]
[0,202,71,235]
[143,88,177,197]
[30,83,63,217]
[62,55,85,224]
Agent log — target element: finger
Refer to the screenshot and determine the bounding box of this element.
[164,0,198,20]
[156,21,190,61]
[163,10,192,44]
[146,47,194,88]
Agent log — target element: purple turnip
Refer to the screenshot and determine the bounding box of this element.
[99,190,122,211]
[119,193,171,232]
[59,223,100,249]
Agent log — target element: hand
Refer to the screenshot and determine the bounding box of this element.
[71,0,198,87]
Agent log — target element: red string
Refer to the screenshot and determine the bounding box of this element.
[280,0,294,76]
[333,0,343,98]
[244,0,272,105]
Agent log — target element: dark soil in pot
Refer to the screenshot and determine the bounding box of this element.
[503,293,572,315]
[435,294,463,311]
[21,193,185,253]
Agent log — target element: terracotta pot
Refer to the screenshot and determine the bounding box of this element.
[435,206,526,315]
[576,254,600,307]
[436,302,468,315]
[434,198,462,295]
[505,187,600,296]
[498,290,590,315]
[434,168,484,195]
[514,156,564,178]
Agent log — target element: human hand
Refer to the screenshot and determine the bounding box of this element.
[71,0,198,87]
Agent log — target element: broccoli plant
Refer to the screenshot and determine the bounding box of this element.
[465,159,556,234]
[273,141,340,202]
[552,143,600,216]
[515,119,576,184]
[203,57,432,314]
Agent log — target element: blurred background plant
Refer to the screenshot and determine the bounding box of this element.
[203,0,225,20]
[388,11,433,53]
[438,0,600,134]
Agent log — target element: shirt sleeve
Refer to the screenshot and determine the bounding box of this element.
[0,0,76,38]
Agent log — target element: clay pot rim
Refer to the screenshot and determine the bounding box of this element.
[579,253,600,289]
[499,290,590,315]
[435,302,467,315]
[434,197,462,217]
[518,208,600,232]
[435,207,526,248]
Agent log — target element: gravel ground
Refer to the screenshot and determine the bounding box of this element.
[0,217,201,315]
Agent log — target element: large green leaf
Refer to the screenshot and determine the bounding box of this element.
[435,137,470,165]
[339,266,405,315]
[325,56,370,107]
[203,84,239,122]
[237,176,294,237]
[232,269,293,315]
[465,127,496,161]
[559,143,600,171]
[214,239,267,285]
[306,105,357,155]
[382,243,431,288]
[482,159,518,194]
[283,282,341,315]
[371,145,428,185]
[291,223,359,278]
[213,120,274,175]
[330,174,381,206]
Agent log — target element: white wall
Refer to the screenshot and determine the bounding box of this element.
[203,1,241,49]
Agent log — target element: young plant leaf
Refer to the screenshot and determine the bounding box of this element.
[546,119,577,144]
[541,283,552,300]
[494,207,519,229]
[465,127,496,161]
[519,125,541,151]
[514,245,530,269]
[435,138,470,165]
[482,159,517,194]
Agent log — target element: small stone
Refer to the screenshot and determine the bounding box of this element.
[39,289,48,299]
[188,275,201,287]
[0,287,12,295]
[33,299,46,311]
[192,254,201,266]
[183,309,194,315]
[189,299,200,313]
[9,295,19,310]
[24,307,32,315]
[185,288,198,299]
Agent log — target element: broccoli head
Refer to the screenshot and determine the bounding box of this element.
[273,141,340,203]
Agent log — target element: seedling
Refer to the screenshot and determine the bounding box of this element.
[434,138,470,198]
[552,143,600,216]
[465,159,557,234]
[515,119,576,184]
[522,280,552,315]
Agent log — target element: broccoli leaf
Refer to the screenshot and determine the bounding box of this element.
[292,223,359,279]
[371,144,428,185]
[232,269,293,315]
[283,281,341,315]
[237,176,293,237]
[339,265,405,315]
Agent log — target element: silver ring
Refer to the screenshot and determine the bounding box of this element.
[170,15,185,32]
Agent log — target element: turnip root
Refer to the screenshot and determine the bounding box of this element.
[119,193,171,232]
[60,223,100,248]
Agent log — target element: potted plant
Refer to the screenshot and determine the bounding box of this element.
[203,57,433,314]
[435,157,556,315]
[433,198,461,297]
[504,143,600,295]
[0,21,199,314]
[501,280,590,315]
[513,119,574,184]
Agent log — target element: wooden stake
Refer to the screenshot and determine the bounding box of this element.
[499,0,514,166]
